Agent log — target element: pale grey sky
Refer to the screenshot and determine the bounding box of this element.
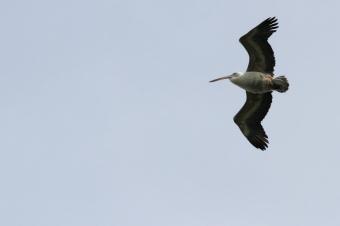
[1,0,340,226]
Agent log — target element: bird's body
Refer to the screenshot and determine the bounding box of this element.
[210,17,289,150]
[229,72,289,94]
[230,72,273,94]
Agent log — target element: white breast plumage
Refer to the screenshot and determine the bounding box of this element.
[230,72,271,94]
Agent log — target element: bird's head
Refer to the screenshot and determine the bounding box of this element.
[209,72,242,83]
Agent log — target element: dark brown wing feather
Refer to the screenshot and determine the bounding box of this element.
[239,17,278,74]
[233,92,272,150]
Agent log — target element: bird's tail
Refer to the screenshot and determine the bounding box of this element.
[273,76,289,93]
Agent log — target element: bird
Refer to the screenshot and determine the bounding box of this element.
[210,17,289,151]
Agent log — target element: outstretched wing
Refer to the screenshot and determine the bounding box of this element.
[233,92,272,150]
[239,17,278,74]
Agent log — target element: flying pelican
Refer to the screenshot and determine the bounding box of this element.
[210,17,289,151]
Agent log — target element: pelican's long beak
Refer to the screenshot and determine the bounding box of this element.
[209,75,233,83]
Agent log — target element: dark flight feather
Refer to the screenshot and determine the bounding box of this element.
[239,17,278,74]
[233,92,272,150]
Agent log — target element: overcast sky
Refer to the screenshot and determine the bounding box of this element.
[1,0,340,226]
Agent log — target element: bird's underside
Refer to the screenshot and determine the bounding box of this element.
[232,72,289,94]
[231,72,274,94]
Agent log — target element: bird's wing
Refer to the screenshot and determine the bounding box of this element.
[233,92,272,150]
[239,17,278,74]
